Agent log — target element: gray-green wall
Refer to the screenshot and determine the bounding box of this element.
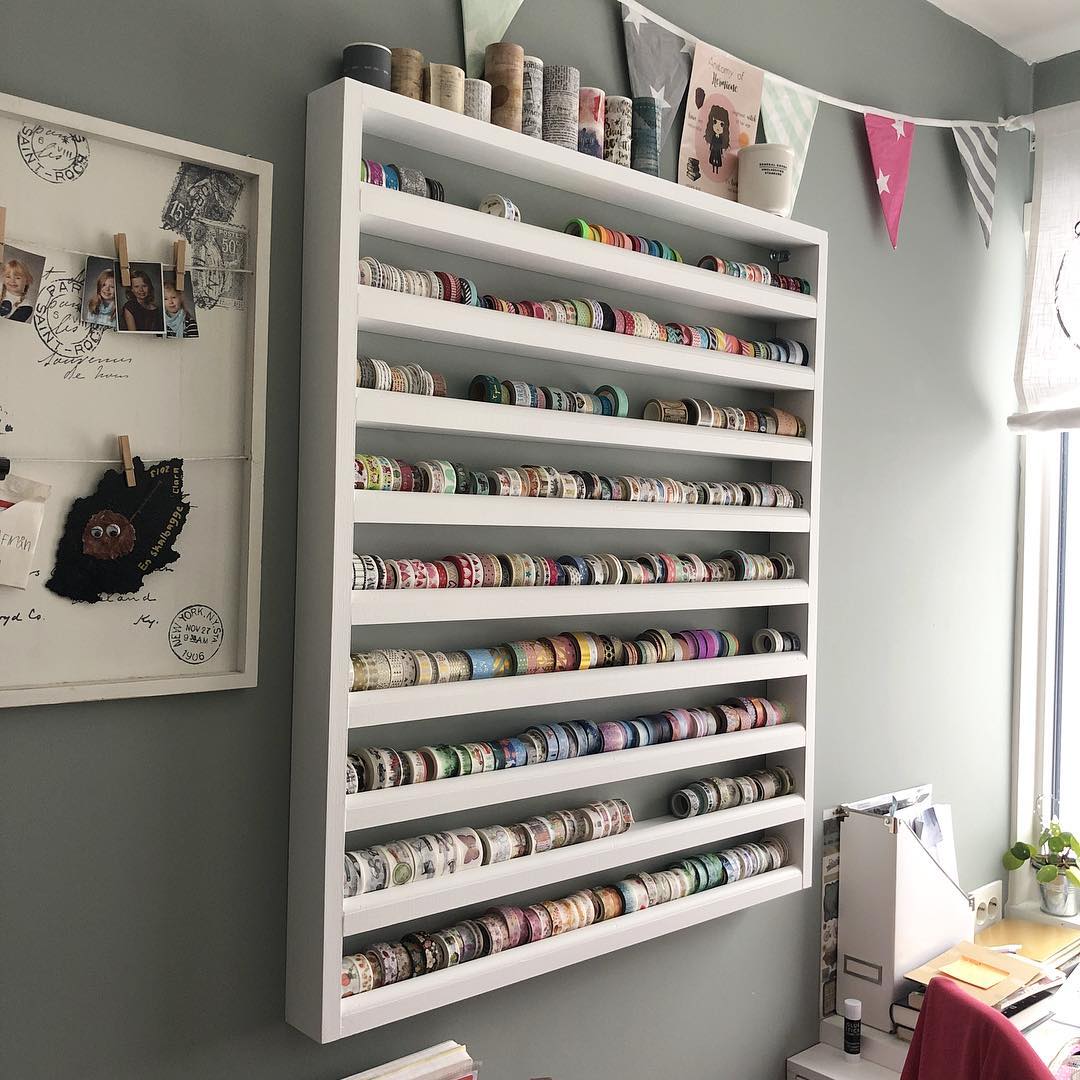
[0,3,1032,1078]
[1036,49,1080,108]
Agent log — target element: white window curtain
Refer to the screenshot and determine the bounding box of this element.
[1011,102,1080,432]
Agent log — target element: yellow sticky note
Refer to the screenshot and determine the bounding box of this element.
[940,957,1008,990]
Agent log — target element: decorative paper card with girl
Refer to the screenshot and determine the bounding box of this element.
[678,43,764,202]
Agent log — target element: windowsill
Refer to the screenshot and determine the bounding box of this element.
[1007,897,1080,929]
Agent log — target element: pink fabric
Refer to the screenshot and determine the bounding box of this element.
[864,112,915,248]
[901,976,1053,1080]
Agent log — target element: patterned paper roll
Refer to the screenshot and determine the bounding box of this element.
[485,42,525,132]
[542,64,580,150]
[390,47,424,100]
[604,96,633,167]
[426,64,465,113]
[578,88,606,158]
[631,96,660,175]
[464,78,492,122]
[522,56,544,138]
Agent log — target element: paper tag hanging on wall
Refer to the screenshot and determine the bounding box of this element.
[678,43,764,202]
[621,1,694,148]
[865,112,915,249]
[46,457,189,603]
[0,474,51,589]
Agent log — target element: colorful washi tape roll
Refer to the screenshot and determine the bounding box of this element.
[577,87,605,158]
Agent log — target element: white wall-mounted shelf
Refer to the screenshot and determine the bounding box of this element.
[360,183,816,322]
[355,389,812,463]
[348,651,809,728]
[345,724,807,831]
[351,579,810,625]
[340,866,802,1035]
[353,490,811,534]
[290,79,824,1044]
[356,288,816,393]
[344,794,806,935]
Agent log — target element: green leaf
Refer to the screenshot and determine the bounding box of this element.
[1002,851,1025,871]
[1049,835,1067,853]
[1062,832,1077,852]
[1067,868,1080,889]
[1011,842,1033,860]
[1037,863,1061,884]
[1040,828,1052,847]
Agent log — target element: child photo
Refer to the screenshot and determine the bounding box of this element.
[163,274,199,339]
[81,255,119,329]
[117,261,165,334]
[1,244,46,324]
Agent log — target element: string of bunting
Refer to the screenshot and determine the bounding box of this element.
[460,0,1026,249]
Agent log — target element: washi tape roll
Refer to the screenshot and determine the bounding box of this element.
[390,47,425,99]
[604,95,633,167]
[631,96,660,175]
[463,78,492,122]
[542,64,580,150]
[485,42,525,132]
[478,193,521,221]
[426,63,465,113]
[522,55,544,137]
[577,87,606,158]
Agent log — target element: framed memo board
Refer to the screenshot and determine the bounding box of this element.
[0,93,271,707]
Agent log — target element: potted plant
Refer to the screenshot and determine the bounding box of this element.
[1002,821,1080,917]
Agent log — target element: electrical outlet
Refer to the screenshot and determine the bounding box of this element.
[971,880,1003,929]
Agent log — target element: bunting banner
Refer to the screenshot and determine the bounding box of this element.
[760,75,819,208]
[620,1,694,147]
[462,0,525,79]
[864,113,915,249]
[953,124,998,248]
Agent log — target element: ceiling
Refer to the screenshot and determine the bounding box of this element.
[926,0,1080,63]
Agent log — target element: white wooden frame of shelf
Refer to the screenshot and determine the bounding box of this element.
[355,389,812,463]
[346,724,807,831]
[353,489,811,533]
[352,578,810,625]
[339,866,803,1035]
[357,288,815,393]
[359,183,816,322]
[343,794,806,935]
[290,78,825,1044]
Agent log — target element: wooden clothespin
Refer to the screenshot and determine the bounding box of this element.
[174,238,187,291]
[117,435,135,488]
[0,206,7,250]
[115,232,131,286]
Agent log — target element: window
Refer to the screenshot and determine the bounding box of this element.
[1054,432,1079,826]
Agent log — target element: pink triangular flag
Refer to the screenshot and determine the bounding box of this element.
[864,112,915,248]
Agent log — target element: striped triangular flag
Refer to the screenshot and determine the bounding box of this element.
[461,0,525,78]
[760,74,819,208]
[953,124,998,248]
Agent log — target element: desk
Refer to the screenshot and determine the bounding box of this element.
[788,1007,1079,1078]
